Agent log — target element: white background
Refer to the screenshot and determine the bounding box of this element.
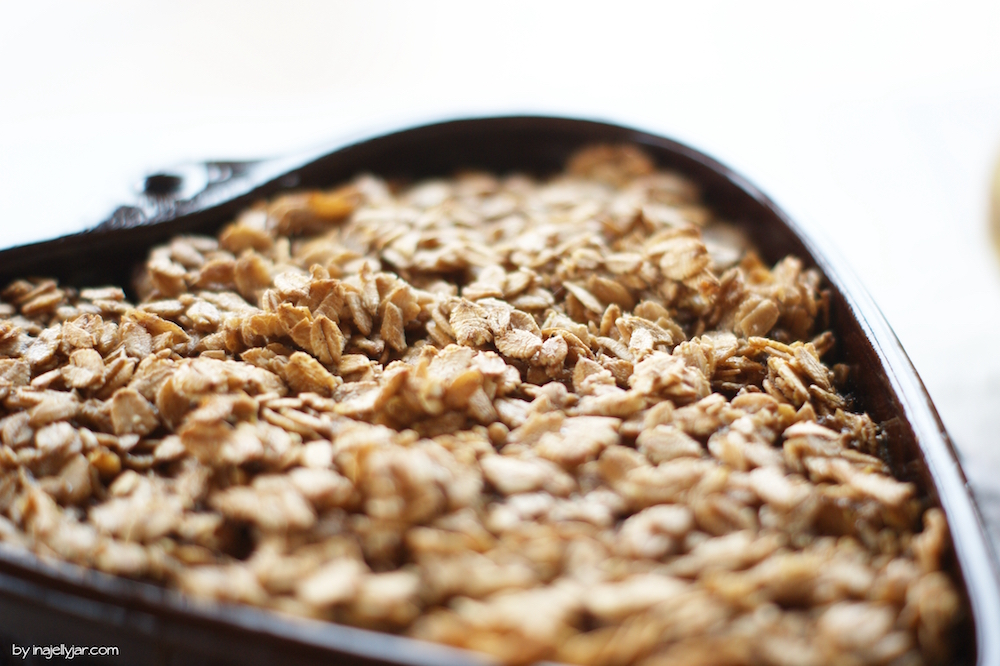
[3,1,1000,551]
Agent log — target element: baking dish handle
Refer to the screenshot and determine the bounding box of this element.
[94,159,265,232]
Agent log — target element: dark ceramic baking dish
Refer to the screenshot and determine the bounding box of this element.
[0,117,997,666]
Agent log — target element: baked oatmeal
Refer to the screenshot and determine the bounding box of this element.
[0,145,962,665]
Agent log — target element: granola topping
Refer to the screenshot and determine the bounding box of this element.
[0,145,961,665]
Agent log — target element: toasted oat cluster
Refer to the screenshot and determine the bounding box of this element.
[0,146,961,665]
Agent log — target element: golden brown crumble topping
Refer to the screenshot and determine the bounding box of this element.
[0,145,960,665]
